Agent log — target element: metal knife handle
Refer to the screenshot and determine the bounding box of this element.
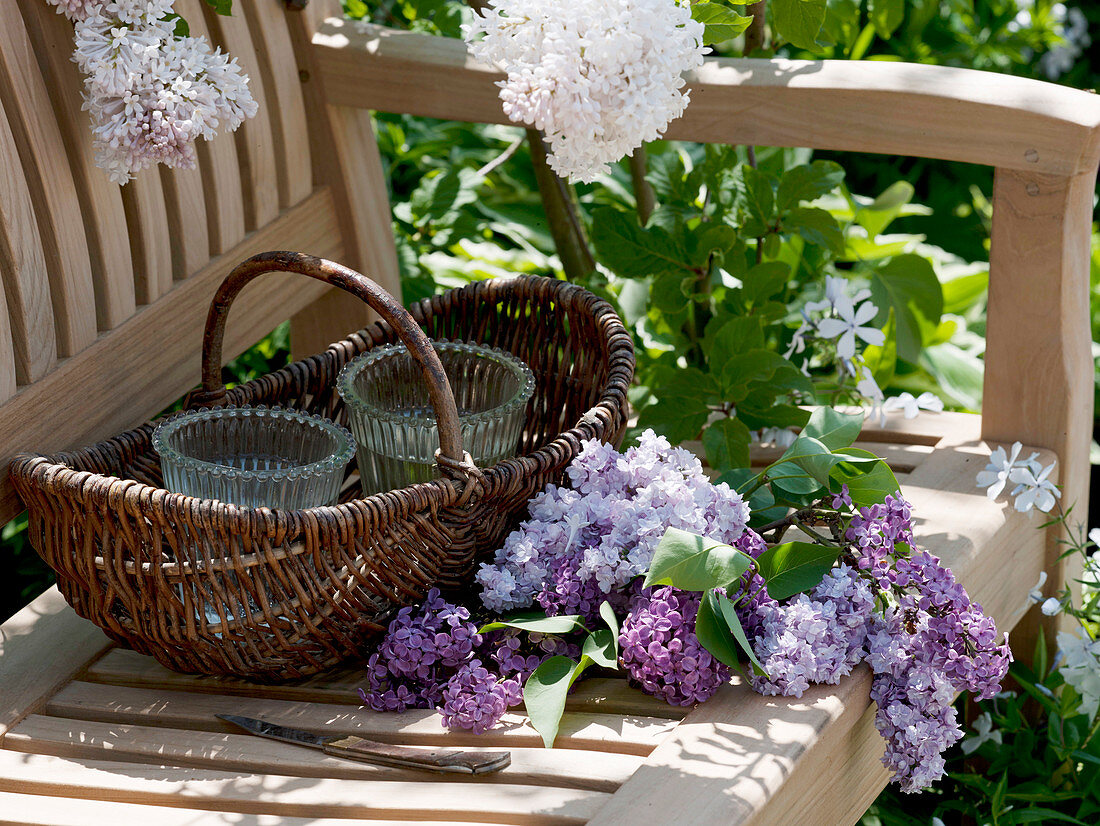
[322,736,511,775]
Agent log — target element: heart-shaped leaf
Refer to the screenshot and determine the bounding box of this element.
[644,528,753,591]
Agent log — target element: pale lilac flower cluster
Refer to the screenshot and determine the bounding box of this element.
[463,0,705,182]
[619,586,729,706]
[976,441,1061,514]
[439,660,522,734]
[47,0,257,184]
[476,430,750,619]
[751,565,875,697]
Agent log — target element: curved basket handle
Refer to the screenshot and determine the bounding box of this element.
[192,251,466,467]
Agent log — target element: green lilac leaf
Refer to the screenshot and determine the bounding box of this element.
[868,0,904,38]
[694,592,745,672]
[645,527,753,591]
[524,656,586,748]
[721,350,795,402]
[784,207,845,255]
[777,435,845,484]
[755,541,841,600]
[599,601,620,659]
[691,3,754,45]
[591,207,692,278]
[854,181,926,238]
[941,270,989,315]
[582,629,618,669]
[829,448,900,505]
[801,407,864,451]
[772,0,827,51]
[870,253,943,362]
[702,416,752,474]
[203,0,233,14]
[479,613,587,635]
[776,162,845,212]
[741,262,791,307]
[715,591,768,674]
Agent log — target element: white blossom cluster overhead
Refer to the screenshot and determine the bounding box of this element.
[464,0,705,183]
[47,0,257,184]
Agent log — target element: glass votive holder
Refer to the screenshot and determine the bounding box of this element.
[337,340,535,495]
[153,406,354,510]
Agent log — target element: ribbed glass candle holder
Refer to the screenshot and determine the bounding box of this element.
[153,406,354,510]
[338,340,535,495]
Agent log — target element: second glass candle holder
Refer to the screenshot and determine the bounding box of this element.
[337,340,535,495]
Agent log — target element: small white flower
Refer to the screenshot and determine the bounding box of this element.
[816,298,886,360]
[976,442,1024,501]
[1009,461,1061,514]
[1057,629,1100,719]
[1089,527,1100,548]
[931,818,946,826]
[1028,570,1048,604]
[960,712,1002,755]
[1041,597,1063,616]
[882,391,944,419]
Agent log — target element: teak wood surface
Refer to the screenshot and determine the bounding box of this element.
[0,0,1097,823]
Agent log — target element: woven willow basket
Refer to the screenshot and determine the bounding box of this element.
[11,252,635,681]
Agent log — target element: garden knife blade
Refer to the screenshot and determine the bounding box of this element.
[216,713,511,775]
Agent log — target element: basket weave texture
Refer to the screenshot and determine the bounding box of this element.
[11,253,635,681]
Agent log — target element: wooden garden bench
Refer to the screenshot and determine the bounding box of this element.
[0,1,1097,823]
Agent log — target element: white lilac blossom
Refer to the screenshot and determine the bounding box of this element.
[960,711,1003,755]
[476,430,749,617]
[54,0,257,184]
[1008,461,1061,513]
[463,0,705,182]
[882,391,944,419]
[1040,596,1063,616]
[1057,628,1100,719]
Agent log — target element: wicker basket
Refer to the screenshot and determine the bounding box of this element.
[11,252,635,681]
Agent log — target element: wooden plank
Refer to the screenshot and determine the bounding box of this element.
[0,791,462,826]
[590,442,1050,825]
[46,681,676,756]
[288,1,401,359]
[312,19,1100,177]
[122,169,174,305]
[84,648,686,719]
[983,167,1095,658]
[0,749,609,825]
[16,0,136,332]
[0,2,96,357]
[203,1,281,231]
[0,187,344,525]
[0,92,52,389]
[177,0,247,255]
[9,715,643,793]
[0,588,112,744]
[159,163,211,280]
[240,0,314,209]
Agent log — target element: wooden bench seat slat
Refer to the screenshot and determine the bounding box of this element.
[46,681,676,755]
[242,0,315,209]
[83,648,687,720]
[16,0,136,333]
[204,2,282,231]
[0,3,96,357]
[0,749,609,826]
[0,93,51,391]
[8,715,643,793]
[0,790,491,826]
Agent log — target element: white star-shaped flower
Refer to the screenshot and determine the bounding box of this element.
[882,391,944,419]
[1009,461,1061,513]
[960,712,1002,755]
[816,299,885,360]
[976,442,1024,500]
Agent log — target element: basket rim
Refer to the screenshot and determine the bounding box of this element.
[10,274,635,527]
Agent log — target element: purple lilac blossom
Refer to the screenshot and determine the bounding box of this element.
[619,586,730,706]
[487,629,581,682]
[476,431,750,614]
[439,660,523,735]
